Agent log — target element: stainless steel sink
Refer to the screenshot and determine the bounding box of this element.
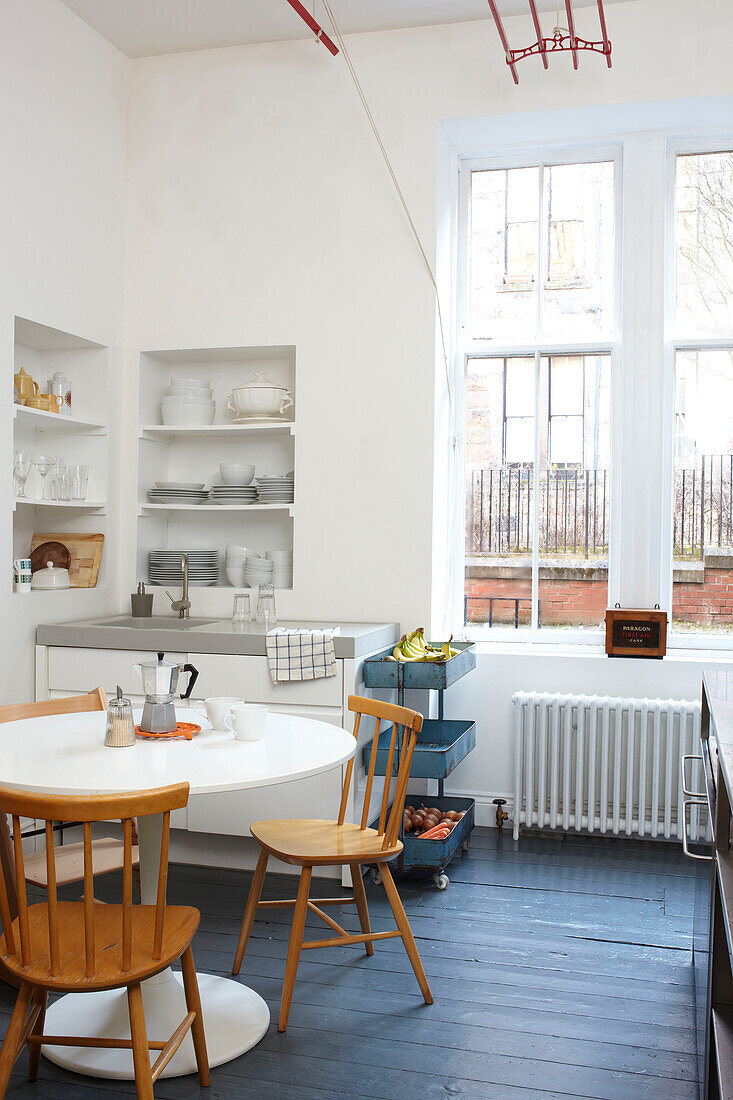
[92,616,218,630]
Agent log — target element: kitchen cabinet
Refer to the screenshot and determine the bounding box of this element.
[695,672,733,1098]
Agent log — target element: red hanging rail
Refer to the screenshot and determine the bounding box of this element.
[284,0,339,56]
[487,0,612,83]
[487,1,519,84]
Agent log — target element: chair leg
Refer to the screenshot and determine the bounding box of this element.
[380,863,433,1005]
[127,982,154,1100]
[180,945,210,1087]
[278,865,312,1033]
[233,847,269,976]
[0,982,32,1099]
[27,987,47,1082]
[351,863,374,956]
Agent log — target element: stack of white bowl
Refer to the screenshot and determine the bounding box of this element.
[225,544,247,587]
[161,377,216,426]
[244,554,273,589]
[267,549,293,588]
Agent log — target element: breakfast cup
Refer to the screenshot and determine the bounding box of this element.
[194,696,243,731]
[225,702,268,742]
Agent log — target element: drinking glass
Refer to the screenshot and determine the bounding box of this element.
[68,463,89,501]
[232,593,251,624]
[13,452,31,498]
[256,583,277,627]
[32,455,55,500]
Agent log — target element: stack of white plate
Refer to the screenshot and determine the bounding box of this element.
[149,550,220,587]
[148,481,208,505]
[256,475,294,504]
[208,484,258,506]
[244,554,273,588]
[267,549,293,588]
[161,377,216,427]
[225,544,246,587]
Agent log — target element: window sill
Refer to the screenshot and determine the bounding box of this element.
[465,632,733,663]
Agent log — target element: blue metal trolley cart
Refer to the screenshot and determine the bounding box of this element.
[362,640,476,889]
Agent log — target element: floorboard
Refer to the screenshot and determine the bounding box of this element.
[0,828,700,1099]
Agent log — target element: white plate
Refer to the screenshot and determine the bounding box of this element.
[230,415,291,424]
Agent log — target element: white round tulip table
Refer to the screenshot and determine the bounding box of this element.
[0,706,355,1080]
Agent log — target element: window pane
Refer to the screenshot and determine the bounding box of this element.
[676,153,733,337]
[505,357,535,416]
[542,161,615,338]
[465,357,533,628]
[673,348,733,633]
[538,354,611,629]
[470,167,539,340]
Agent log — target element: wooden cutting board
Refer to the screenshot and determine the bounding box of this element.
[29,533,104,588]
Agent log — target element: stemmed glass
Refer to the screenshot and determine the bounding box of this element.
[32,455,55,501]
[13,452,31,498]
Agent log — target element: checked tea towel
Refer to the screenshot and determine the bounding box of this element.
[266,627,337,684]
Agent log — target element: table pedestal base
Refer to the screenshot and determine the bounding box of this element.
[42,968,270,1079]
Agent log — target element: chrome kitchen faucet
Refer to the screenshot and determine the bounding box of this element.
[166,553,192,619]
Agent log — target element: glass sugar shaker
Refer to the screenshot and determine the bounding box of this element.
[104,685,136,748]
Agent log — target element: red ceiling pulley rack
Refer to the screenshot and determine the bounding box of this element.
[487,0,612,84]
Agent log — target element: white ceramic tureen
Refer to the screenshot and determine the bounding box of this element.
[226,372,293,419]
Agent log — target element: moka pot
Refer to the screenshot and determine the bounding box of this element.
[133,652,199,733]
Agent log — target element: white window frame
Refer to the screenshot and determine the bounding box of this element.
[457,141,621,644]
[443,100,733,651]
[663,135,733,650]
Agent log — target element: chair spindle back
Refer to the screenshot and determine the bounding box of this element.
[0,784,188,979]
[338,694,423,849]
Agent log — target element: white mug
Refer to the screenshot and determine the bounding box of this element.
[225,703,268,742]
[194,697,243,731]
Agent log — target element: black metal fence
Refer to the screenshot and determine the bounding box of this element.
[675,454,733,559]
[466,465,609,558]
[467,456,733,561]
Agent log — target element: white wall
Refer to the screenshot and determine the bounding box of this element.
[124,0,733,811]
[0,0,129,701]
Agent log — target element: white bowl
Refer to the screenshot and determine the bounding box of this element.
[220,463,255,485]
[166,387,213,399]
[162,395,215,407]
[171,376,211,389]
[226,564,246,587]
[161,404,216,426]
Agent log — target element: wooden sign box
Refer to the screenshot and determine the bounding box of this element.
[605,607,667,659]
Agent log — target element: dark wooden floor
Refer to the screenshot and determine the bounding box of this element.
[0,828,701,1099]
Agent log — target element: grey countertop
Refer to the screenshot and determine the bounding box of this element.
[36,615,399,660]
[704,669,733,799]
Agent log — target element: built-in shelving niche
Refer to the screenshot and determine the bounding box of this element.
[12,317,110,592]
[137,345,296,590]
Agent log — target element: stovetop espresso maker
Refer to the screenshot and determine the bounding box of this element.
[133,652,199,733]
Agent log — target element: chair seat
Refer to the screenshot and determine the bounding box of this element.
[251,818,403,866]
[0,901,199,992]
[23,837,139,888]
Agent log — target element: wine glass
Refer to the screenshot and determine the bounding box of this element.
[32,455,55,501]
[13,452,31,498]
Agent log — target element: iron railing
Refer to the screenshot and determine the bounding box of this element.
[467,456,733,561]
[466,465,609,558]
[675,454,733,559]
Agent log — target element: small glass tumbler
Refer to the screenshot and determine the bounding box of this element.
[256,583,277,627]
[68,463,89,501]
[104,687,136,748]
[232,593,251,624]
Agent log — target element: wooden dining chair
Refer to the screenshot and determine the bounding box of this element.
[0,781,209,1100]
[232,693,433,1031]
[0,690,140,921]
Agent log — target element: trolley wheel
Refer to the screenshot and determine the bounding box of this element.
[433,873,449,890]
[370,867,382,886]
[462,839,470,852]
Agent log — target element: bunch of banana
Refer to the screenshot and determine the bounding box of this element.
[387,627,460,663]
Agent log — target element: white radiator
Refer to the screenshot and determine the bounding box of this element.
[512,691,703,842]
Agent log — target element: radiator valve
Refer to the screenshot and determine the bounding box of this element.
[493,798,509,835]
